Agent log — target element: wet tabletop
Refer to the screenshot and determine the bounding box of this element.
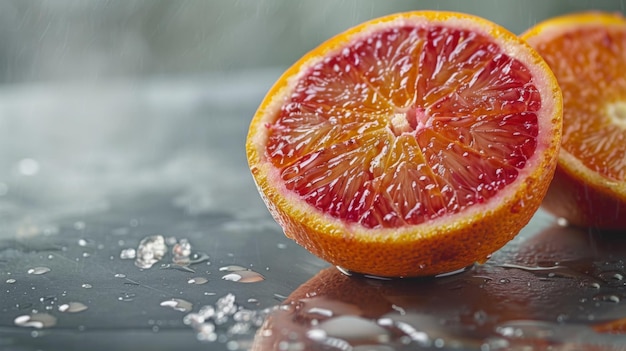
[1,71,626,351]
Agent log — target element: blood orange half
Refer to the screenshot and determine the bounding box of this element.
[247,11,562,277]
[522,12,626,229]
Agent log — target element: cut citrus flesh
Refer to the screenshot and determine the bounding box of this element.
[522,12,626,229]
[247,11,562,277]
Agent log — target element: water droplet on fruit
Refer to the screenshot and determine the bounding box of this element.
[27,267,50,275]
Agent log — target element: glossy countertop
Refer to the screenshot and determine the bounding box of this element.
[1,71,625,351]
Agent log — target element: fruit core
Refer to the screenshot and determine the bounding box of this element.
[390,107,429,136]
[265,25,542,229]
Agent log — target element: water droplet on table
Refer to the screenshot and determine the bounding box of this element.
[219,265,264,283]
[593,293,621,303]
[160,298,193,312]
[120,248,136,260]
[27,267,50,275]
[81,283,92,289]
[580,280,601,289]
[14,313,57,329]
[6,278,16,284]
[189,252,210,265]
[58,302,88,313]
[221,271,265,283]
[118,292,136,302]
[308,315,391,344]
[219,265,249,272]
[188,277,208,285]
[172,238,192,265]
[114,273,126,278]
[135,235,166,269]
[597,270,625,286]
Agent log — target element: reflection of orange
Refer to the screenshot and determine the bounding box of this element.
[253,224,626,349]
[251,266,551,350]
[594,318,626,334]
[247,11,562,277]
[522,12,626,229]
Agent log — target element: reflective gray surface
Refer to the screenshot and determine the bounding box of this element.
[0,71,327,350]
[1,72,626,351]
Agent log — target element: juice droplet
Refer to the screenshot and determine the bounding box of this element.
[58,302,88,313]
[27,267,51,275]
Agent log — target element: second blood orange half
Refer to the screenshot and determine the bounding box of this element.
[247,11,562,277]
[523,12,626,229]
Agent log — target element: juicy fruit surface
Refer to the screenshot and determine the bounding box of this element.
[248,11,562,276]
[266,25,541,229]
[531,22,626,182]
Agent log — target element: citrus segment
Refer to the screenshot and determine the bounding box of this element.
[248,11,562,277]
[267,25,543,229]
[522,12,626,229]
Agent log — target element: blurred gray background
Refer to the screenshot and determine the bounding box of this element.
[0,0,624,84]
[0,0,624,229]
